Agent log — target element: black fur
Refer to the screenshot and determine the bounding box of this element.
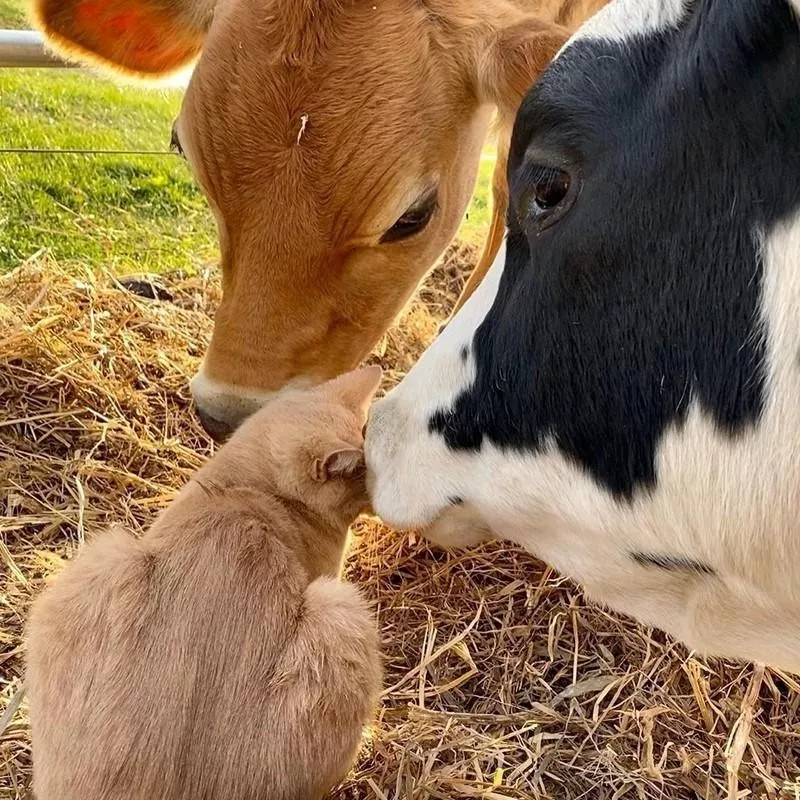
[430,0,800,498]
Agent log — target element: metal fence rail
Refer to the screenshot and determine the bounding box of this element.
[0,28,186,158]
[0,29,75,68]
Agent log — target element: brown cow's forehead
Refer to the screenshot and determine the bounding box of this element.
[179,0,467,228]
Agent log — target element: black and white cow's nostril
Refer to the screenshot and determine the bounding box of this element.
[631,552,716,576]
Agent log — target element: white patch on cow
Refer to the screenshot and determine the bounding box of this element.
[367,212,800,673]
[365,235,506,526]
[555,0,688,61]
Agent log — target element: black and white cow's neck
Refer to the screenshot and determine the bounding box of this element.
[430,0,800,498]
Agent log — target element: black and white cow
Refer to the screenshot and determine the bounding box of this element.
[366,0,800,672]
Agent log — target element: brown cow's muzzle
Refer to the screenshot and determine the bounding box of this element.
[190,367,276,442]
[194,405,234,443]
[190,364,323,442]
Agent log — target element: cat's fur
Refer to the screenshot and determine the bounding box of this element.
[26,366,384,800]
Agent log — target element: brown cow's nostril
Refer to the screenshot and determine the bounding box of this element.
[195,406,234,443]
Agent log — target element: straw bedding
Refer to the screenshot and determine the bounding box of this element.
[0,246,798,800]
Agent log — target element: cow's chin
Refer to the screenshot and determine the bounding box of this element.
[422,503,495,550]
[365,424,494,548]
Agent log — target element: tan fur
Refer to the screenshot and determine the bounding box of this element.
[452,0,606,317]
[31,0,605,431]
[450,126,512,320]
[25,366,384,800]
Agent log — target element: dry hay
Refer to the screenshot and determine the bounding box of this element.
[1,245,799,800]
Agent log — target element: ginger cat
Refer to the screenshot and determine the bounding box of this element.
[26,366,384,800]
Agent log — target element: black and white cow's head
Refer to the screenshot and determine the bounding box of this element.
[366,0,800,671]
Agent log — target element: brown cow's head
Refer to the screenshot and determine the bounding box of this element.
[33,0,570,436]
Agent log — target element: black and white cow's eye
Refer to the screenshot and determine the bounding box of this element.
[517,165,579,232]
[530,166,570,209]
[381,191,438,244]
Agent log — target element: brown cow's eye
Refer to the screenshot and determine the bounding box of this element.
[381,190,438,244]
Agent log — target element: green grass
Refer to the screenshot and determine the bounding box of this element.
[460,153,495,246]
[0,0,492,275]
[0,73,218,273]
[0,0,217,274]
[0,0,26,28]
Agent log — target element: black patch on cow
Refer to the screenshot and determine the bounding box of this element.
[430,0,800,498]
[631,552,716,576]
[460,346,469,363]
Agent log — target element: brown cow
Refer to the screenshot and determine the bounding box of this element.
[33,0,605,437]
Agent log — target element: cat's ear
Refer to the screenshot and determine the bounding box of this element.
[322,366,383,418]
[311,446,365,482]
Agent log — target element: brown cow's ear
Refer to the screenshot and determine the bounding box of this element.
[475,17,571,119]
[30,0,213,76]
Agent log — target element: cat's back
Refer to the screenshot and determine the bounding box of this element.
[27,498,310,800]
